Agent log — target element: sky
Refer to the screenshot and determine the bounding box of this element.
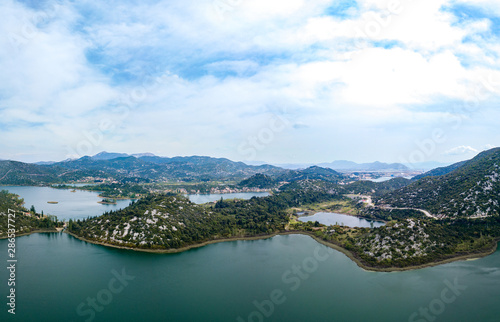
[1,0,500,165]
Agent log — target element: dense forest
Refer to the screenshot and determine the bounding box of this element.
[67,188,343,249]
[0,190,62,238]
[5,147,500,269]
[378,148,500,218]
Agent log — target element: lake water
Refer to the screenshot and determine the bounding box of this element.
[298,212,385,228]
[0,186,132,221]
[187,192,271,204]
[0,186,268,220]
[1,233,499,322]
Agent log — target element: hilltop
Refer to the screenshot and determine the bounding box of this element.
[377,148,500,219]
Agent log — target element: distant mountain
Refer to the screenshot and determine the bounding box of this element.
[0,160,59,185]
[411,160,468,181]
[131,153,156,158]
[271,163,314,170]
[320,160,409,172]
[319,160,358,170]
[238,174,276,189]
[341,177,412,196]
[48,154,286,182]
[34,161,56,165]
[404,161,451,171]
[0,153,291,185]
[276,166,344,183]
[0,160,102,185]
[86,151,157,160]
[91,151,130,160]
[377,148,500,218]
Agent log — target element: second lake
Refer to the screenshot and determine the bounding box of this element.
[298,212,385,228]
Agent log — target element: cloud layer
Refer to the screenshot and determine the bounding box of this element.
[1,0,500,163]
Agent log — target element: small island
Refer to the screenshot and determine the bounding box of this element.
[98,198,117,205]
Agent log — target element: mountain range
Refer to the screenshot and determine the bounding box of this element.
[273,160,410,171]
[0,152,344,185]
[318,160,409,172]
[377,148,500,218]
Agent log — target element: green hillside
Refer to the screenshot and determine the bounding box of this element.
[377,148,500,218]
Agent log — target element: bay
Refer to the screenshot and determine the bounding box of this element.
[0,186,132,220]
[0,233,499,322]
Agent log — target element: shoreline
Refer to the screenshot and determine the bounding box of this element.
[63,230,499,272]
[97,201,118,205]
[3,224,497,272]
[0,228,60,239]
[294,209,389,224]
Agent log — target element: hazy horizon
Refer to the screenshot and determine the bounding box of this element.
[1,149,463,169]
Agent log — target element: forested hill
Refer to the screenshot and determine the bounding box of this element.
[0,154,347,184]
[340,177,411,196]
[0,190,61,237]
[376,148,500,218]
[411,160,467,181]
[67,189,342,250]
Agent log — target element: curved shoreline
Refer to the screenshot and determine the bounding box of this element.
[3,228,498,272]
[0,228,60,239]
[63,230,499,272]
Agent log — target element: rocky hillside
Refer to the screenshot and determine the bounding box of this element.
[376,148,500,218]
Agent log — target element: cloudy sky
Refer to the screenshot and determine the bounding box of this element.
[1,0,500,165]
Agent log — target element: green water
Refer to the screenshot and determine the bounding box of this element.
[187,192,271,204]
[298,212,385,228]
[0,186,132,220]
[1,233,499,322]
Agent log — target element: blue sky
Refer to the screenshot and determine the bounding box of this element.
[1,0,500,165]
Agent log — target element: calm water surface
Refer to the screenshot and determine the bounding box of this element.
[1,188,499,321]
[0,186,131,220]
[0,233,499,322]
[187,192,271,204]
[298,212,385,228]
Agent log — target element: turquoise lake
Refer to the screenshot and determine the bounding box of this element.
[0,186,132,220]
[1,233,499,322]
[0,187,499,321]
[298,212,385,228]
[187,192,271,204]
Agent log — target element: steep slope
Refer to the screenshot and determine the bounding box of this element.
[50,155,287,182]
[275,166,344,183]
[341,177,412,196]
[67,189,341,250]
[377,148,500,218]
[91,151,130,160]
[411,160,467,181]
[238,173,276,189]
[0,161,73,185]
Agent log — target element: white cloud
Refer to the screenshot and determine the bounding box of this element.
[1,0,500,163]
[443,145,479,156]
